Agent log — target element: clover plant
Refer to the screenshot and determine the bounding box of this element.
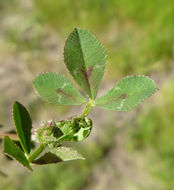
[0,28,158,171]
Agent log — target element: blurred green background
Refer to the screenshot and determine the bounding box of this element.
[0,0,174,189]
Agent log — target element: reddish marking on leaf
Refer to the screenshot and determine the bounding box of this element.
[87,67,93,79]
[56,88,76,100]
[56,88,70,97]
[81,67,88,82]
[81,66,93,81]
[120,93,127,99]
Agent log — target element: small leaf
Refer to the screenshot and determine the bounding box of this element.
[4,136,32,170]
[96,75,158,111]
[51,147,85,161]
[32,147,84,165]
[31,152,62,165]
[33,73,86,105]
[13,101,32,155]
[64,28,106,99]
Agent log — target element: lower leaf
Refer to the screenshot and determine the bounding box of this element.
[4,136,32,171]
[32,146,84,165]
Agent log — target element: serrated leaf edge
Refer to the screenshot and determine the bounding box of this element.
[32,72,86,105]
[96,75,158,111]
[63,27,107,99]
[50,146,85,161]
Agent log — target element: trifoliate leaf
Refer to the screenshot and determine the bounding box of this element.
[33,73,86,105]
[96,75,158,111]
[13,101,32,155]
[32,147,84,165]
[64,28,106,99]
[4,136,32,170]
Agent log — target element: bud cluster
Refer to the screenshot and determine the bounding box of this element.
[32,120,62,145]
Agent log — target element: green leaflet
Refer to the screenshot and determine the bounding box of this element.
[32,147,84,165]
[51,147,84,161]
[96,75,158,111]
[64,28,106,99]
[13,101,32,155]
[31,152,62,165]
[4,136,32,170]
[33,73,86,105]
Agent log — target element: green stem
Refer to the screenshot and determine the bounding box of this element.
[28,144,46,162]
[81,99,95,117]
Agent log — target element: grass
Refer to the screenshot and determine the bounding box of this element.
[33,0,174,77]
[129,78,174,189]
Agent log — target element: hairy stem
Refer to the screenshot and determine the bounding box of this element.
[28,144,46,162]
[81,99,95,117]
